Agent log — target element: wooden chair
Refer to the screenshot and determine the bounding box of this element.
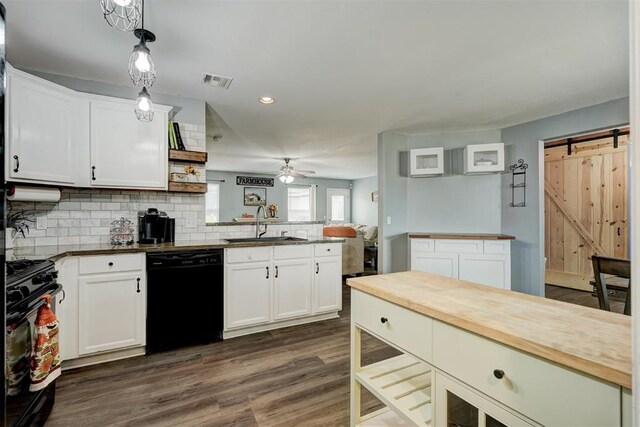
[591,255,631,315]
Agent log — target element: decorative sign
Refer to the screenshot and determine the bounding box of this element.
[236,176,274,187]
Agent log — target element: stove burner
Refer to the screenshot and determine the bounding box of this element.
[6,259,45,277]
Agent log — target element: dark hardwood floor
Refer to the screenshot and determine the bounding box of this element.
[47,281,396,427]
[545,284,625,314]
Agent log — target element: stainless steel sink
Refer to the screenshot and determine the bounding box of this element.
[224,236,308,243]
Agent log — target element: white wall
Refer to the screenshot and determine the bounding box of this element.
[205,170,352,222]
[352,175,378,226]
[407,130,502,233]
[501,97,629,296]
[378,132,408,273]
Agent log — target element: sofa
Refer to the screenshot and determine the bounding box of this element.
[322,224,378,275]
[323,226,364,276]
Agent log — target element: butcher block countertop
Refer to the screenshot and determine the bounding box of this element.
[347,271,631,388]
[409,232,515,240]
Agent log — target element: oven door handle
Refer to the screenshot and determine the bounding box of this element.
[6,284,63,325]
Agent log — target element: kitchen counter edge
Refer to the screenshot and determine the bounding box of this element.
[11,237,346,262]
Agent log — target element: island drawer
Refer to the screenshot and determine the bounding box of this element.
[79,253,144,275]
[411,239,435,252]
[226,247,271,264]
[434,239,483,254]
[314,243,342,257]
[432,321,620,427]
[352,289,432,363]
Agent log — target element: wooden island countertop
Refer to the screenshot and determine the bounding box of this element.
[347,271,631,388]
[408,232,515,240]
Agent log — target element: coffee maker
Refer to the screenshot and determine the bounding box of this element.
[138,208,175,244]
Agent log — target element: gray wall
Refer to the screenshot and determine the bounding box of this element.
[206,170,352,222]
[407,130,502,233]
[501,97,629,296]
[378,132,409,273]
[352,175,378,226]
[21,69,206,125]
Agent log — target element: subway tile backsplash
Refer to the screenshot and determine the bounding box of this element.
[10,188,325,248]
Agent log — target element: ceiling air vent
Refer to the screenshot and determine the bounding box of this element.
[201,73,233,90]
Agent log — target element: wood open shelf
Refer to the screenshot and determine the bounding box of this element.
[168,149,208,163]
[168,181,207,193]
[356,354,433,426]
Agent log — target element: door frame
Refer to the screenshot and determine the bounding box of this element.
[326,187,351,223]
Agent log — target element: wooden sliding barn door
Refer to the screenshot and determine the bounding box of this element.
[544,134,629,290]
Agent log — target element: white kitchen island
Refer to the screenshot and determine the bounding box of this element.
[348,271,631,427]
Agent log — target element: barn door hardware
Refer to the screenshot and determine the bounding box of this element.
[509,159,528,207]
[567,138,573,155]
[613,129,620,149]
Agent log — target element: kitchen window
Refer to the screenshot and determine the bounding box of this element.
[287,185,316,221]
[205,182,220,223]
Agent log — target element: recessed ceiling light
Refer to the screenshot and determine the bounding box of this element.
[259,96,275,104]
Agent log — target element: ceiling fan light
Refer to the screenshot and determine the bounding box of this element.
[100,0,141,32]
[285,175,294,184]
[135,87,154,122]
[128,40,156,87]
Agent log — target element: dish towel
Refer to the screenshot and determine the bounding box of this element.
[6,321,32,396]
[29,295,61,392]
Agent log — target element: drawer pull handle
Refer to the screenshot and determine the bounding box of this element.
[266,266,269,279]
[13,155,19,173]
[493,369,505,379]
[91,165,96,180]
[316,262,319,274]
[275,265,279,278]
[108,262,114,267]
[380,317,388,324]
[136,277,141,293]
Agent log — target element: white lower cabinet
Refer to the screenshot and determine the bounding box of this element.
[273,259,312,320]
[55,253,146,364]
[226,262,271,329]
[78,272,144,355]
[410,238,512,289]
[351,289,621,427]
[224,243,342,337]
[314,256,342,313]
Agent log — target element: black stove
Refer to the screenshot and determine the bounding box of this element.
[6,259,60,325]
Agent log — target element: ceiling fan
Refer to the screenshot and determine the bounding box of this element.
[273,158,316,183]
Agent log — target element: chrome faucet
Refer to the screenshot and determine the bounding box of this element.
[255,206,268,238]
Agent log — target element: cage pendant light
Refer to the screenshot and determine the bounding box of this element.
[135,87,154,122]
[128,0,156,87]
[100,0,141,32]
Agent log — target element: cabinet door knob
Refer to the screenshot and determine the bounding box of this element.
[380,317,388,324]
[493,369,505,379]
[13,155,19,173]
[108,262,114,267]
[136,277,141,293]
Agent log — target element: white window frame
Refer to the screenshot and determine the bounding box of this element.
[205,182,220,224]
[287,185,316,221]
[327,188,351,224]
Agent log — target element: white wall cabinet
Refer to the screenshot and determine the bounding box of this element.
[5,66,172,190]
[463,143,505,174]
[410,237,511,289]
[410,147,444,176]
[225,243,342,338]
[55,253,146,365]
[89,98,170,190]
[6,67,79,185]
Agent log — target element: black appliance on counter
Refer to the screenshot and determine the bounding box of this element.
[137,208,175,244]
[146,250,223,354]
[5,259,63,427]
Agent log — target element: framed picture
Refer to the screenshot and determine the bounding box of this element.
[244,187,267,206]
[371,191,379,202]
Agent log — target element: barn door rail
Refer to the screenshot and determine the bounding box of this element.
[544,127,629,155]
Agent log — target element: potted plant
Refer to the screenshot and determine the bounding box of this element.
[5,205,35,248]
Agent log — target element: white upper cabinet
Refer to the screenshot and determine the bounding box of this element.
[463,143,505,174]
[89,97,170,190]
[6,67,78,185]
[410,147,444,176]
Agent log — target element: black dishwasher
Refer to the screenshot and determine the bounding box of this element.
[146,249,223,354]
